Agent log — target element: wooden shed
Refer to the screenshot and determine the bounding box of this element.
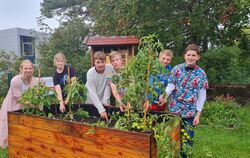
[83,36,140,66]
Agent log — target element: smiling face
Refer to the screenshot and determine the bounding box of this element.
[111,55,123,71]
[184,50,200,67]
[21,62,33,78]
[55,57,65,71]
[159,54,172,67]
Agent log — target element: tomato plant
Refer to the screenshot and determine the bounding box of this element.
[63,78,88,119]
[19,83,58,116]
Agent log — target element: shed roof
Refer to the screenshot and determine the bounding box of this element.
[84,36,140,46]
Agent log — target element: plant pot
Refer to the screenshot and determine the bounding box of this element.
[8,104,180,158]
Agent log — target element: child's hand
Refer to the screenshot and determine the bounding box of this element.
[100,111,108,121]
[158,95,165,105]
[143,101,149,111]
[59,102,65,113]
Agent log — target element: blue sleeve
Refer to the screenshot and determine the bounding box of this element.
[167,64,172,71]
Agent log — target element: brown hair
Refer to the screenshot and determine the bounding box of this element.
[54,51,66,66]
[19,59,33,74]
[94,51,106,61]
[184,44,200,55]
[159,49,174,58]
[109,51,122,61]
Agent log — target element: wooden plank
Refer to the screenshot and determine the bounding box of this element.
[9,112,152,151]
[8,123,152,158]
[9,135,102,158]
[8,145,49,158]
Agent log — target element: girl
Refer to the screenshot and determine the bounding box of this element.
[53,52,76,113]
[0,60,35,148]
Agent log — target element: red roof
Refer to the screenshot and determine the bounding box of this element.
[84,36,140,46]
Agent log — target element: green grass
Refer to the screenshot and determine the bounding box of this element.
[0,148,7,158]
[193,104,250,158]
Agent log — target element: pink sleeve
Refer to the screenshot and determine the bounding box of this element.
[10,77,22,100]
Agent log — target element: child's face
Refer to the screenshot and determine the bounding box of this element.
[184,50,200,67]
[111,55,123,71]
[95,59,105,73]
[159,54,172,67]
[21,63,33,78]
[55,57,65,70]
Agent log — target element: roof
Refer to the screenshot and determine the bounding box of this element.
[84,36,140,46]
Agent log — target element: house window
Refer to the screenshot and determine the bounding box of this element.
[20,36,35,56]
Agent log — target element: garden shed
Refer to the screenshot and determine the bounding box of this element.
[83,36,140,66]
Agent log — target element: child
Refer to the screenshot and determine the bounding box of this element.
[159,44,209,157]
[53,52,76,113]
[0,60,35,148]
[108,51,126,111]
[85,51,114,120]
[149,49,173,111]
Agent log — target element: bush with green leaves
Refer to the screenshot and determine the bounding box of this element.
[38,17,90,79]
[199,46,250,85]
[200,96,242,128]
[0,50,23,97]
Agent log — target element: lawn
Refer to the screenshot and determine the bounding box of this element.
[193,104,250,158]
[0,104,249,158]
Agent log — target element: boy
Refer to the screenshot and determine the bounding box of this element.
[149,49,173,111]
[85,51,114,120]
[108,51,125,111]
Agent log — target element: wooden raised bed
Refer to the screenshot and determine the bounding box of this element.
[8,105,180,158]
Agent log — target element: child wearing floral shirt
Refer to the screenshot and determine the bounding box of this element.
[159,44,209,157]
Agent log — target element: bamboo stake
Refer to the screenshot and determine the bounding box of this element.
[67,65,71,112]
[125,53,128,66]
[144,49,151,129]
[67,65,71,84]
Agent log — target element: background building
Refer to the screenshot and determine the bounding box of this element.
[0,27,49,62]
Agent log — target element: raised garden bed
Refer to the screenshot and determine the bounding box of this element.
[8,104,180,158]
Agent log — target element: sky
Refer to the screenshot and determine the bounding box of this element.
[0,0,59,31]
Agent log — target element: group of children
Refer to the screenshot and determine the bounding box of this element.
[0,44,209,155]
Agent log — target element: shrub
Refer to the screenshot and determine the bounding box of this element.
[199,46,250,85]
[200,96,242,128]
[0,50,22,96]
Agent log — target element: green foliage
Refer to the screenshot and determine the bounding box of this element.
[41,0,84,18]
[38,17,90,77]
[153,114,181,158]
[63,79,88,120]
[76,108,89,118]
[193,103,250,158]
[19,83,58,116]
[0,50,23,96]
[114,110,154,132]
[86,0,249,53]
[41,0,250,53]
[64,79,87,107]
[200,96,242,128]
[199,46,250,85]
[115,34,164,109]
[0,148,7,158]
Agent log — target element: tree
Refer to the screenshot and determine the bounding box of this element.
[38,17,90,78]
[41,0,250,53]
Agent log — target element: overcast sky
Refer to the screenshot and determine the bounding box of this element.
[0,0,59,31]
